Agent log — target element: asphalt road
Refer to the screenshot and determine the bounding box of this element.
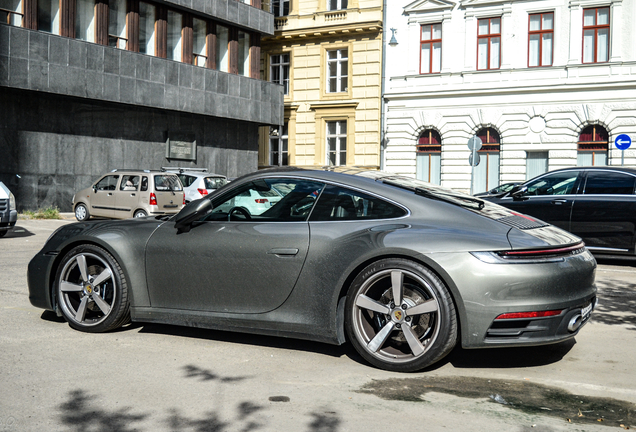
[1,219,635,432]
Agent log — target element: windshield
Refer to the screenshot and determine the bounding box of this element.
[154,175,183,191]
[381,176,485,210]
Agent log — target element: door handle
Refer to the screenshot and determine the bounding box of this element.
[551,199,568,205]
[267,248,299,257]
[107,193,113,196]
[130,193,136,196]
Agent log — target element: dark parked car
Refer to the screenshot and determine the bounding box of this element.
[474,182,521,198]
[28,168,596,372]
[482,167,636,257]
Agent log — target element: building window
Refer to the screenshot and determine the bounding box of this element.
[583,7,609,63]
[578,125,608,166]
[1,0,23,27]
[167,10,182,61]
[416,129,441,185]
[216,24,229,72]
[474,128,500,192]
[271,0,289,17]
[526,152,549,179]
[328,0,347,11]
[270,123,288,166]
[193,18,207,66]
[270,54,290,95]
[76,0,96,43]
[139,2,155,56]
[420,24,441,74]
[327,49,348,93]
[327,121,347,166]
[37,0,59,34]
[108,0,127,49]
[238,30,250,76]
[528,12,553,67]
[477,17,501,70]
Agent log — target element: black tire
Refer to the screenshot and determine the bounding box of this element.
[55,244,130,333]
[75,203,90,221]
[0,230,7,238]
[133,210,148,218]
[345,258,457,372]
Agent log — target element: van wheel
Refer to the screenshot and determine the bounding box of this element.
[75,204,90,221]
[134,210,147,218]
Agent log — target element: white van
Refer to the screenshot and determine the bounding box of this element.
[0,182,17,237]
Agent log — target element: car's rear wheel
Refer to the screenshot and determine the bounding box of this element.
[133,210,147,218]
[55,245,130,333]
[0,230,7,238]
[75,204,90,221]
[345,258,457,372]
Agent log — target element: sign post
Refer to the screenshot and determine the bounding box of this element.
[615,134,632,166]
[467,136,482,195]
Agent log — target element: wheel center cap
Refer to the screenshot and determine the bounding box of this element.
[391,309,404,323]
[84,285,93,295]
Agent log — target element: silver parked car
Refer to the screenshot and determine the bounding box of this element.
[28,168,596,372]
[162,167,228,203]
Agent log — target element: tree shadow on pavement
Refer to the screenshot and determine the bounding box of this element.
[593,279,636,330]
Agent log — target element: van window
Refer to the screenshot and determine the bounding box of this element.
[95,175,119,191]
[141,177,149,191]
[154,175,183,191]
[120,175,140,191]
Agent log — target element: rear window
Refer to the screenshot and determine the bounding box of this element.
[154,175,183,191]
[178,175,197,187]
[204,177,228,189]
[584,171,636,195]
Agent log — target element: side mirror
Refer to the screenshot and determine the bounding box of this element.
[174,199,212,233]
[510,186,528,200]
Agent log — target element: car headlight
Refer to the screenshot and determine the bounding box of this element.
[9,192,16,210]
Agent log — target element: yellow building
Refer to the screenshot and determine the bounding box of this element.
[259,0,383,169]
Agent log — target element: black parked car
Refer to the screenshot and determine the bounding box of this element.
[482,167,636,257]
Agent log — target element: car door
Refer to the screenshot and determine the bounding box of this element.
[114,175,141,219]
[89,175,120,218]
[495,170,582,231]
[144,177,325,314]
[570,170,636,252]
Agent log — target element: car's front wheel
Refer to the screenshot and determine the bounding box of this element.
[55,245,130,333]
[345,258,457,372]
[74,203,90,221]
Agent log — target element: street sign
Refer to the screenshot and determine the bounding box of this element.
[467,136,483,151]
[615,134,632,150]
[469,152,480,167]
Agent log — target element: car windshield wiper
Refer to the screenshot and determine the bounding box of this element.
[382,179,484,210]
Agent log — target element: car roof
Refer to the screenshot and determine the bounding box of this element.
[538,166,636,175]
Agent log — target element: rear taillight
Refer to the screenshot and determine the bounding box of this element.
[197,188,208,196]
[495,310,563,320]
[255,199,268,204]
[183,194,186,205]
[150,193,157,206]
[471,242,587,264]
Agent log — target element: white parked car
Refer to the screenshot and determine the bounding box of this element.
[214,188,283,216]
[0,181,17,238]
[162,168,228,203]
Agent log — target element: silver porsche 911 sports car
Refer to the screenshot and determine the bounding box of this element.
[28,168,597,372]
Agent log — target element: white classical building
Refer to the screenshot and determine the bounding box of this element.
[382,0,636,193]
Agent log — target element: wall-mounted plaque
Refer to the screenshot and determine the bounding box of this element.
[166,136,197,161]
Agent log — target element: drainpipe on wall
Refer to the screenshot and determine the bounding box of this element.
[379,0,388,171]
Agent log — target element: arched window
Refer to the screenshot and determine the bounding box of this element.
[416,129,441,185]
[473,128,500,193]
[578,125,608,166]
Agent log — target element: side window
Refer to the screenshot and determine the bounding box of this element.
[140,177,149,192]
[205,178,325,222]
[524,172,579,196]
[310,185,407,221]
[95,175,119,191]
[584,172,636,195]
[120,175,140,191]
